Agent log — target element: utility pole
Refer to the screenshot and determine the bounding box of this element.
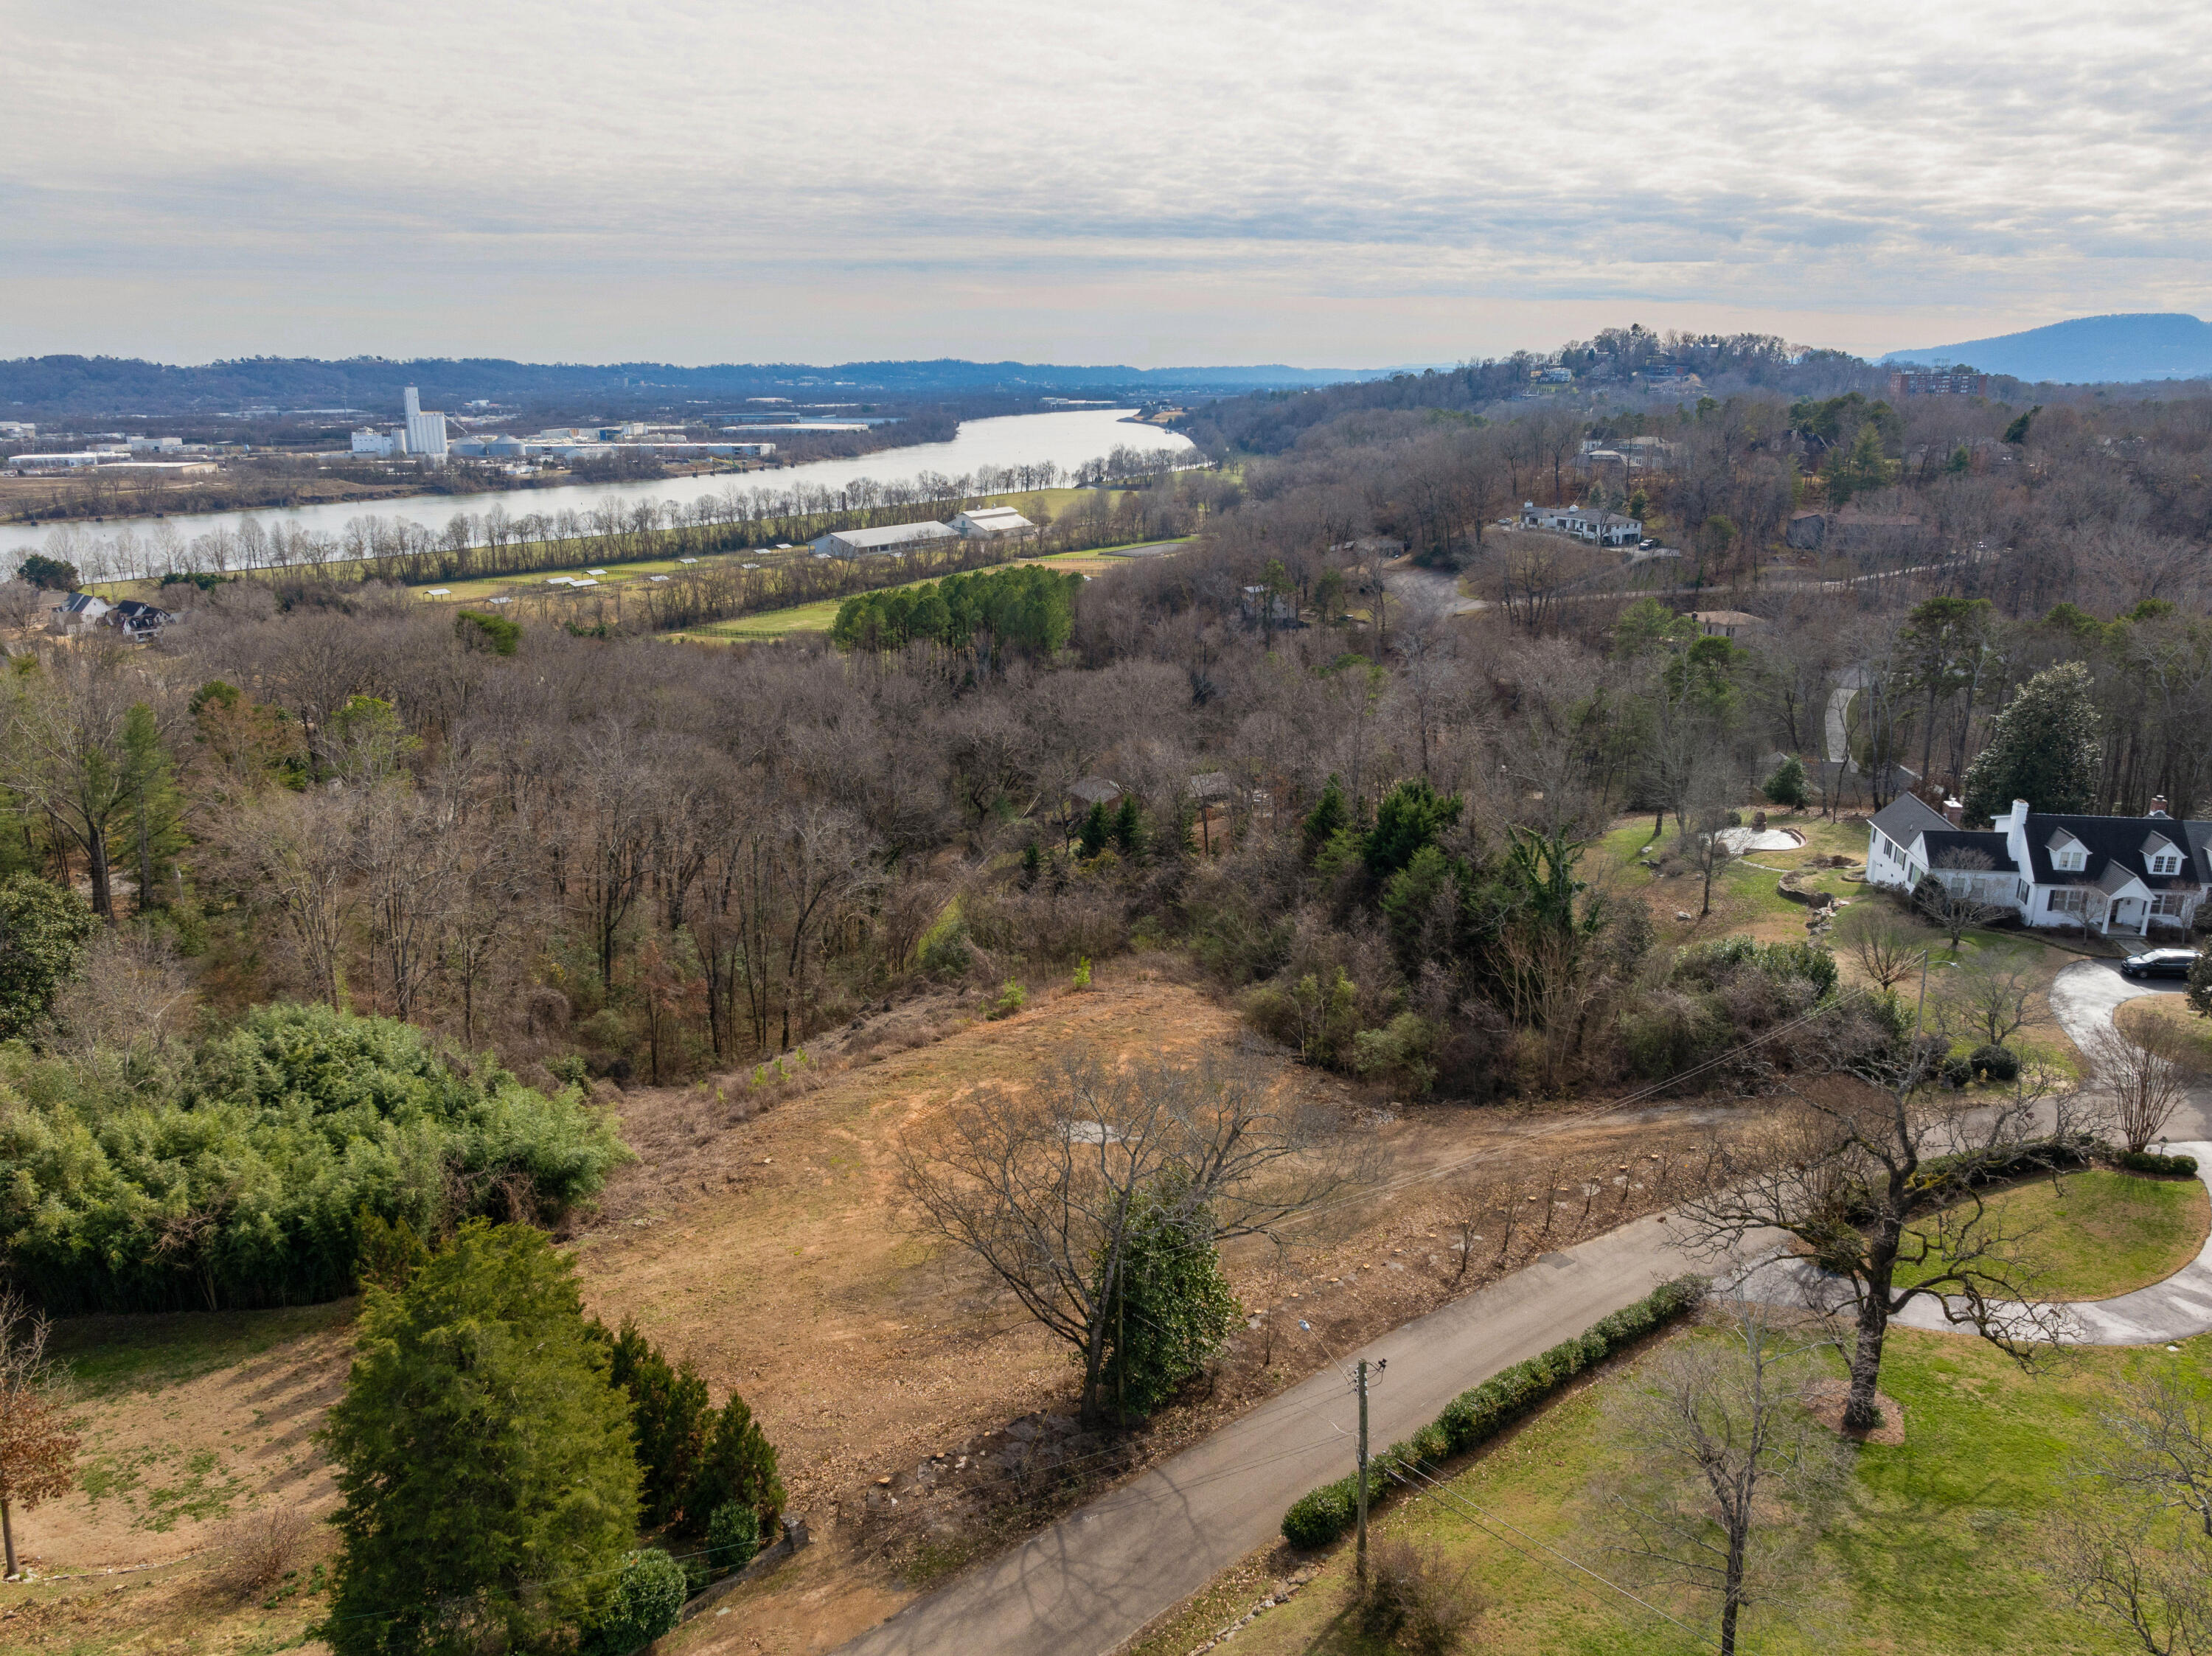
[1355,1357,1369,1584]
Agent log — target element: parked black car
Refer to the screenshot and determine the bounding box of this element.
[2120,947,2199,980]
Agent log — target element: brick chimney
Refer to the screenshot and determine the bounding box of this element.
[2150,794,2171,818]
[1944,798,1964,827]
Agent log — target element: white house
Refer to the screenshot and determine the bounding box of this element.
[49,592,112,632]
[809,521,961,557]
[951,506,1035,540]
[1865,793,2210,938]
[1518,502,1644,546]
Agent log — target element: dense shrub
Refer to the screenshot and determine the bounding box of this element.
[0,1003,630,1312]
[587,1549,689,1656]
[1281,1478,1361,1549]
[2119,1150,2201,1177]
[707,1502,762,1573]
[1281,1276,1705,1547]
[1618,934,1844,1082]
[1969,1043,2020,1082]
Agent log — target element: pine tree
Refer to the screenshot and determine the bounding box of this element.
[686,1394,785,1537]
[1077,801,1110,858]
[1962,661,2102,821]
[1301,775,1349,861]
[323,1223,640,1655]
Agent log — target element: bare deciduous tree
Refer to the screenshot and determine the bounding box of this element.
[0,1290,78,1581]
[1597,1297,1851,1656]
[0,645,166,921]
[2050,1378,2212,1654]
[212,787,361,1006]
[2084,1022,2194,1155]
[1916,848,2005,947]
[899,1051,1371,1427]
[1944,952,2040,1049]
[1834,902,1927,994]
[1680,1061,2072,1433]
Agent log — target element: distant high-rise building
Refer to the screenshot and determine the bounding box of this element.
[403,386,449,459]
[1889,370,1989,398]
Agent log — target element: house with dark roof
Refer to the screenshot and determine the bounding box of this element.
[1866,793,2210,937]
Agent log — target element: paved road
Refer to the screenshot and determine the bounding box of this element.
[831,1216,1743,1656]
[832,959,2197,1656]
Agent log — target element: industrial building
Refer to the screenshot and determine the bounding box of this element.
[350,386,450,459]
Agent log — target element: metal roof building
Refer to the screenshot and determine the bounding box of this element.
[809,521,961,557]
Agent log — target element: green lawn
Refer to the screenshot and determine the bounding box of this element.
[1893,1168,2208,1301]
[1138,1327,2185,1656]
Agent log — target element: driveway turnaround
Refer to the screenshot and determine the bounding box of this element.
[2048,957,2168,1053]
[830,1215,1732,1656]
[1736,1141,2212,1345]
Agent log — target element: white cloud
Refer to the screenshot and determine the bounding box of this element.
[2,0,2206,362]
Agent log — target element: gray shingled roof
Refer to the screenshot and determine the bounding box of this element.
[1869,793,1949,843]
[2020,811,2211,891]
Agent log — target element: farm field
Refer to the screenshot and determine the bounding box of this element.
[1126,1324,2179,1656]
[666,541,1190,641]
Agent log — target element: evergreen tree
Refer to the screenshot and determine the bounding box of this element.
[120,703,184,916]
[1301,775,1349,861]
[1077,801,1110,858]
[1094,1175,1241,1423]
[1761,755,1809,810]
[685,1393,785,1536]
[1110,795,1147,858]
[596,1320,713,1529]
[1962,661,2102,821]
[0,874,94,1040]
[323,1223,640,1656]
[1363,779,1463,880]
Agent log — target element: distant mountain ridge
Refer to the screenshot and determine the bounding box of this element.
[1882,313,2212,384]
[0,355,1392,417]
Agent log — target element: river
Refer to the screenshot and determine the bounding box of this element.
[0,407,1194,564]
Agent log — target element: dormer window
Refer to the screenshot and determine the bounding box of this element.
[2054,848,2087,872]
[2150,852,2183,876]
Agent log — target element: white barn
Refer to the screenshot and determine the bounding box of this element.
[809,521,961,557]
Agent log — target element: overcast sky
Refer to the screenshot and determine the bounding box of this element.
[4,0,2207,367]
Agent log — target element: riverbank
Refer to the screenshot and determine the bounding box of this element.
[3,408,1195,564]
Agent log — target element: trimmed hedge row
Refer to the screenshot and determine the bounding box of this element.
[1279,1275,1708,1548]
[2119,1150,2201,1177]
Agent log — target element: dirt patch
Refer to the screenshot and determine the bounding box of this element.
[20,961,1765,1656]
[18,1311,355,1580]
[1806,1385,1906,1446]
